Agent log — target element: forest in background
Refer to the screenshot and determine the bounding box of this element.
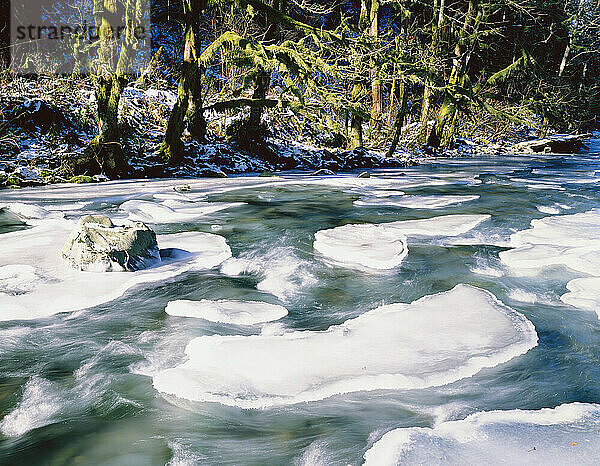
[0,0,599,180]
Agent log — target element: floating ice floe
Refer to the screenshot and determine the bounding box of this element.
[119,199,244,223]
[314,214,490,270]
[363,402,600,466]
[165,299,288,325]
[0,218,232,321]
[152,285,537,409]
[500,209,600,319]
[314,223,408,270]
[536,205,560,215]
[500,209,600,276]
[0,264,41,295]
[354,195,480,209]
[561,277,600,318]
[0,202,57,220]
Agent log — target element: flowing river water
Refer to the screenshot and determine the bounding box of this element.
[1,147,600,464]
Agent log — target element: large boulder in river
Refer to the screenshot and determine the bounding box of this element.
[62,215,160,272]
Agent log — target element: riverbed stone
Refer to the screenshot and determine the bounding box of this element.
[62,215,160,272]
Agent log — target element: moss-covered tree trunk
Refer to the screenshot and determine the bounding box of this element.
[247,68,270,130]
[243,0,281,133]
[427,0,479,150]
[84,0,141,178]
[418,0,445,145]
[369,0,382,133]
[160,0,206,164]
[386,79,408,157]
[349,82,364,149]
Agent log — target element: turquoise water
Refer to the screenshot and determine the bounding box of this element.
[0,150,599,464]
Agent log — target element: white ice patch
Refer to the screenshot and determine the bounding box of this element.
[165,299,288,325]
[220,246,316,301]
[363,403,600,466]
[537,205,560,215]
[354,195,480,209]
[120,199,243,223]
[0,219,231,321]
[153,285,537,408]
[314,223,408,270]
[382,214,490,237]
[0,202,56,220]
[500,209,600,276]
[0,265,41,295]
[561,277,600,318]
[314,215,490,270]
[0,377,62,437]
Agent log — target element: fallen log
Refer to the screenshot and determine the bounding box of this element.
[511,134,592,154]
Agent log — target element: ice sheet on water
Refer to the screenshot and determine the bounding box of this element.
[354,195,480,209]
[0,265,41,295]
[561,277,600,318]
[314,215,490,270]
[500,209,600,277]
[363,403,600,466]
[165,299,288,325]
[0,202,58,220]
[537,205,560,215]
[0,217,232,321]
[153,285,537,408]
[314,224,408,270]
[119,199,244,223]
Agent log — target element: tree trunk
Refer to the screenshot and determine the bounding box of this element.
[419,0,445,145]
[160,1,207,163]
[84,0,142,178]
[349,82,364,149]
[427,0,479,150]
[247,68,270,130]
[369,0,382,133]
[386,79,408,157]
[244,0,280,132]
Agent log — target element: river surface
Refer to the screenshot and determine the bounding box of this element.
[1,147,600,465]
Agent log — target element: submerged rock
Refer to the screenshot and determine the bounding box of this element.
[173,184,191,192]
[62,215,160,272]
[311,168,335,176]
[68,175,95,184]
[259,171,279,177]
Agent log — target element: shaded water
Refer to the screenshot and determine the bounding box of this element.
[1,150,599,464]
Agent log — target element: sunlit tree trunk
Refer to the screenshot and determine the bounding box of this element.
[427,0,479,150]
[370,0,382,133]
[161,0,207,164]
[386,78,408,157]
[418,0,445,145]
[85,0,144,177]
